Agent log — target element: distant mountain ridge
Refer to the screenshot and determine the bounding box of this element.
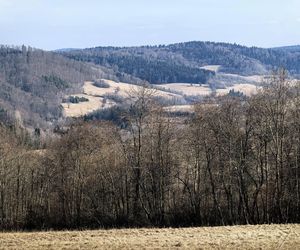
[271,45,300,52]
[62,41,300,83]
[54,48,81,52]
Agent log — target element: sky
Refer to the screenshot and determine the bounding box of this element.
[0,0,300,50]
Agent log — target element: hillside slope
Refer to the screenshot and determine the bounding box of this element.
[62,45,214,84]
[272,45,300,53]
[62,41,300,82]
[0,46,119,128]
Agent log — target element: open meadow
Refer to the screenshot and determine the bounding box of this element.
[0,224,299,249]
[62,77,261,117]
[61,80,183,117]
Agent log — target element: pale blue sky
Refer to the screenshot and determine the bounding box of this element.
[0,0,299,50]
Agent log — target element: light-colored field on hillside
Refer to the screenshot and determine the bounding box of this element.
[200,65,221,72]
[164,104,194,113]
[62,77,264,118]
[61,93,115,117]
[84,80,181,99]
[199,66,264,83]
[62,80,183,117]
[157,83,213,96]
[158,82,260,97]
[222,73,263,83]
[0,224,299,249]
[216,83,260,96]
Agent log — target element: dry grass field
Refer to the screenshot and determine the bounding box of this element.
[0,224,299,249]
[61,76,264,117]
[62,80,183,117]
[61,93,116,117]
[157,83,213,96]
[83,80,181,99]
[158,82,260,97]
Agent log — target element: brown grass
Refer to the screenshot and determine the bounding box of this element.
[62,80,182,117]
[157,82,260,97]
[61,94,116,117]
[83,80,181,99]
[157,83,213,96]
[0,224,299,249]
[61,78,264,117]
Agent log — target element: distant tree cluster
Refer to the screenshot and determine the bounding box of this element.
[42,75,69,90]
[227,89,245,98]
[63,96,89,104]
[93,80,110,88]
[0,71,299,230]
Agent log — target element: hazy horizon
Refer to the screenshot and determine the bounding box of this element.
[1,0,300,50]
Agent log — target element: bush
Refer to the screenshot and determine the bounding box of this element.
[103,94,124,103]
[84,106,129,128]
[93,80,110,88]
[227,89,246,98]
[64,96,89,103]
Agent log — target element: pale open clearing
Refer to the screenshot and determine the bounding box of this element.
[62,80,183,117]
[216,83,260,96]
[200,65,221,72]
[164,104,194,113]
[222,73,264,83]
[62,78,263,118]
[0,224,299,249]
[83,80,181,99]
[157,83,213,96]
[158,82,260,97]
[61,94,115,117]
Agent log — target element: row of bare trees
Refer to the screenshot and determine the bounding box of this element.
[0,71,300,230]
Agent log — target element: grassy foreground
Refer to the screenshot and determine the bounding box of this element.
[0,224,299,249]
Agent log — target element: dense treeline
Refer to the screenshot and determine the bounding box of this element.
[274,45,300,53]
[63,41,300,78]
[167,42,300,75]
[64,47,213,84]
[0,71,299,230]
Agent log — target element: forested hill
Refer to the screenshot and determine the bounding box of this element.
[0,45,104,128]
[272,45,300,53]
[62,41,300,81]
[62,45,214,84]
[166,42,300,75]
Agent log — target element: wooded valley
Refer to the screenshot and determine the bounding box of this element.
[0,70,299,230]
